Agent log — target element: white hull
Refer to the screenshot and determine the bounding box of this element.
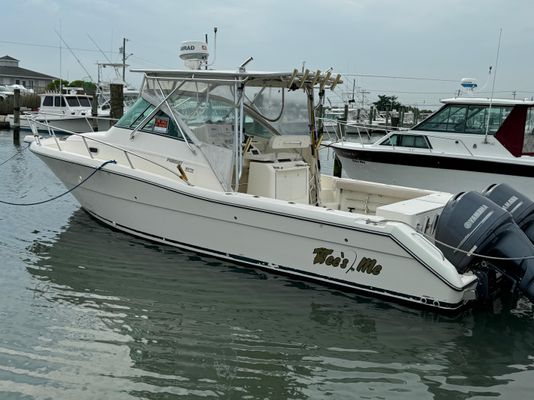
[33,151,475,311]
[337,155,534,199]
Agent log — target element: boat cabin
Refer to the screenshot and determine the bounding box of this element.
[380,98,534,157]
[111,69,343,201]
[39,88,93,116]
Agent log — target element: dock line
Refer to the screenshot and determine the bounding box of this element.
[0,143,30,167]
[0,159,116,206]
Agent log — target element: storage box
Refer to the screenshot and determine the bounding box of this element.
[247,161,309,204]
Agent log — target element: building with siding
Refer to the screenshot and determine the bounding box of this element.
[0,55,57,93]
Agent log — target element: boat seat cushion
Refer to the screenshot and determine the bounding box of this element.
[335,178,432,214]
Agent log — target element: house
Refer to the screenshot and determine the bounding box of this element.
[0,55,57,93]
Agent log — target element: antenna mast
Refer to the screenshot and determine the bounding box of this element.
[59,20,62,94]
[119,38,132,83]
[484,28,503,143]
[55,29,95,82]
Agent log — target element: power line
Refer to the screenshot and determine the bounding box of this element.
[363,88,534,95]
[0,39,119,55]
[342,72,458,83]
[129,55,173,69]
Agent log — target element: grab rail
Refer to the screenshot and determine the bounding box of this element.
[27,118,190,185]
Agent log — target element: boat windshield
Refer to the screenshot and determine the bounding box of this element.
[119,76,311,138]
[414,104,512,134]
[115,98,185,140]
[66,96,81,107]
[78,97,91,107]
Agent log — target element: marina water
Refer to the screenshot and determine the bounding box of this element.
[1,129,533,399]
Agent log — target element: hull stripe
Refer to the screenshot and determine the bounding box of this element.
[333,147,534,177]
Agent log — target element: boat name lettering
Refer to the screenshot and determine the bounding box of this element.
[464,205,488,229]
[355,257,382,275]
[313,247,350,269]
[166,157,182,164]
[312,248,382,275]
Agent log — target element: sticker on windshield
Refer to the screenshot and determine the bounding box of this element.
[154,117,169,134]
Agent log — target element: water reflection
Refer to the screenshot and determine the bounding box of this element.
[25,210,534,399]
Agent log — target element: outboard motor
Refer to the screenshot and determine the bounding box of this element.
[483,183,534,243]
[435,191,534,303]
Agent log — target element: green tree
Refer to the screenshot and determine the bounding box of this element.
[373,95,401,111]
[68,80,97,95]
[46,79,70,91]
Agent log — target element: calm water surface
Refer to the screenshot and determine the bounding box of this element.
[1,130,534,399]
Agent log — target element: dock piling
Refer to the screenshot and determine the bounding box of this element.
[110,83,124,121]
[91,90,99,131]
[13,88,20,144]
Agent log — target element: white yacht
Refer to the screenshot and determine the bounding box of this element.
[6,89,114,133]
[330,97,534,198]
[29,56,534,311]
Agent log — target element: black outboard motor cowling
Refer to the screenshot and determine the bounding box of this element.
[435,191,534,303]
[483,183,534,243]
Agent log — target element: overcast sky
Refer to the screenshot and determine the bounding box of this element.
[2,0,533,108]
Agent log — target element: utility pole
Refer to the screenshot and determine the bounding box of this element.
[119,37,131,83]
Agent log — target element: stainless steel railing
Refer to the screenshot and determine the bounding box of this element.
[28,117,190,184]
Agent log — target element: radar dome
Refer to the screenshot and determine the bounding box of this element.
[460,78,478,90]
[179,41,209,70]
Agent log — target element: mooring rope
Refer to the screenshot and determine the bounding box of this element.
[0,159,116,206]
[0,143,30,167]
[427,232,534,262]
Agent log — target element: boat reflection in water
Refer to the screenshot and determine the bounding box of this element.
[26,210,534,399]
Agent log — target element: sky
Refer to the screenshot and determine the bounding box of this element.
[1,0,533,109]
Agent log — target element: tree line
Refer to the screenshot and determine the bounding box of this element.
[46,80,97,95]
[373,94,432,113]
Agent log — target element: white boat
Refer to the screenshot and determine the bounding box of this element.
[29,60,534,311]
[330,97,534,198]
[6,88,114,133]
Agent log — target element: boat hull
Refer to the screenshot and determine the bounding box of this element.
[32,151,476,311]
[334,148,534,199]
